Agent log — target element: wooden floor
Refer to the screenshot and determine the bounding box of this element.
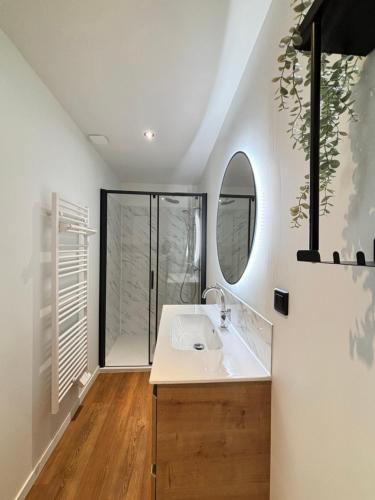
[27,372,152,500]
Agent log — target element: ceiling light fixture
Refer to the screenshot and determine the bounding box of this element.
[143,129,155,141]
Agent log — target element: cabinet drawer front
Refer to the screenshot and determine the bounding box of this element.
[151,474,156,500]
[152,385,157,463]
[155,382,271,500]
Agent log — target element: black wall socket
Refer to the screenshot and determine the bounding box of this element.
[274,288,289,316]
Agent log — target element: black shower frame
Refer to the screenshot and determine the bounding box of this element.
[99,189,207,367]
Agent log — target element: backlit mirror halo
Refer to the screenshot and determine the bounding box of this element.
[216,151,256,284]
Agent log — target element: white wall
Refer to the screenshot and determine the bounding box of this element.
[120,182,199,193]
[200,1,375,499]
[0,30,118,499]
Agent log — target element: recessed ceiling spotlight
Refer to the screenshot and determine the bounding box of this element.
[88,134,109,145]
[143,130,155,141]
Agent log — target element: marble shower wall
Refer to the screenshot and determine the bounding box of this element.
[157,205,201,326]
[105,195,122,356]
[216,284,273,373]
[120,205,150,343]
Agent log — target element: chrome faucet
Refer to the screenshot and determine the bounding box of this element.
[202,286,231,328]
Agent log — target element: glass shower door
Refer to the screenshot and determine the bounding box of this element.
[149,195,158,362]
[105,193,151,366]
[102,191,205,367]
[155,195,202,334]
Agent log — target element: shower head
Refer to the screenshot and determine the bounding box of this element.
[163,197,180,205]
[219,199,235,206]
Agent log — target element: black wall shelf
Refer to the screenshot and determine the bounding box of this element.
[296,0,375,56]
[294,0,375,267]
[297,242,375,268]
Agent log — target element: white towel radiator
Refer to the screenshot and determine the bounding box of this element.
[51,193,96,414]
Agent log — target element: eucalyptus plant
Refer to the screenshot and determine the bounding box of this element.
[273,0,361,228]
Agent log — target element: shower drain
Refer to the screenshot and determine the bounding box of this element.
[193,343,205,351]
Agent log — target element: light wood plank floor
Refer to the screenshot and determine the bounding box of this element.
[27,372,152,500]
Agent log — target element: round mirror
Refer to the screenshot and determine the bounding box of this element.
[216,152,256,284]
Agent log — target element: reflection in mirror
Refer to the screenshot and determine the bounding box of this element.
[216,152,256,284]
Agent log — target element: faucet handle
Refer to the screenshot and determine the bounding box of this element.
[220,307,231,328]
[224,308,231,325]
[226,308,232,321]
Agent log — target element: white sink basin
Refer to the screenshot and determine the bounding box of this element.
[171,314,223,351]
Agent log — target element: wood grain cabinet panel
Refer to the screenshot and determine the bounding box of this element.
[152,381,271,500]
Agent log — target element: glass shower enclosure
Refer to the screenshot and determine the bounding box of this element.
[99,190,207,367]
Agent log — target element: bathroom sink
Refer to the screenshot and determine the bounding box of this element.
[171,314,223,351]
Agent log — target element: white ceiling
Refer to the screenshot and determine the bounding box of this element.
[0,0,271,185]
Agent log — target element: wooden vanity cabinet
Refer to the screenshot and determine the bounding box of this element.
[151,381,271,500]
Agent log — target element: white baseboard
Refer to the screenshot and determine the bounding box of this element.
[100,366,151,373]
[15,366,100,500]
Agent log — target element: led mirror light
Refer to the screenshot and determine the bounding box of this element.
[216,151,257,284]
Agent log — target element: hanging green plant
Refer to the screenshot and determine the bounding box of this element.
[273,0,362,228]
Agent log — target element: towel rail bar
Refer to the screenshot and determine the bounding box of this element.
[51,193,96,414]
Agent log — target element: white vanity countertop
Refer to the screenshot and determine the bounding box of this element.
[149,304,271,385]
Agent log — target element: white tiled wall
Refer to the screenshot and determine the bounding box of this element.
[216,283,273,373]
